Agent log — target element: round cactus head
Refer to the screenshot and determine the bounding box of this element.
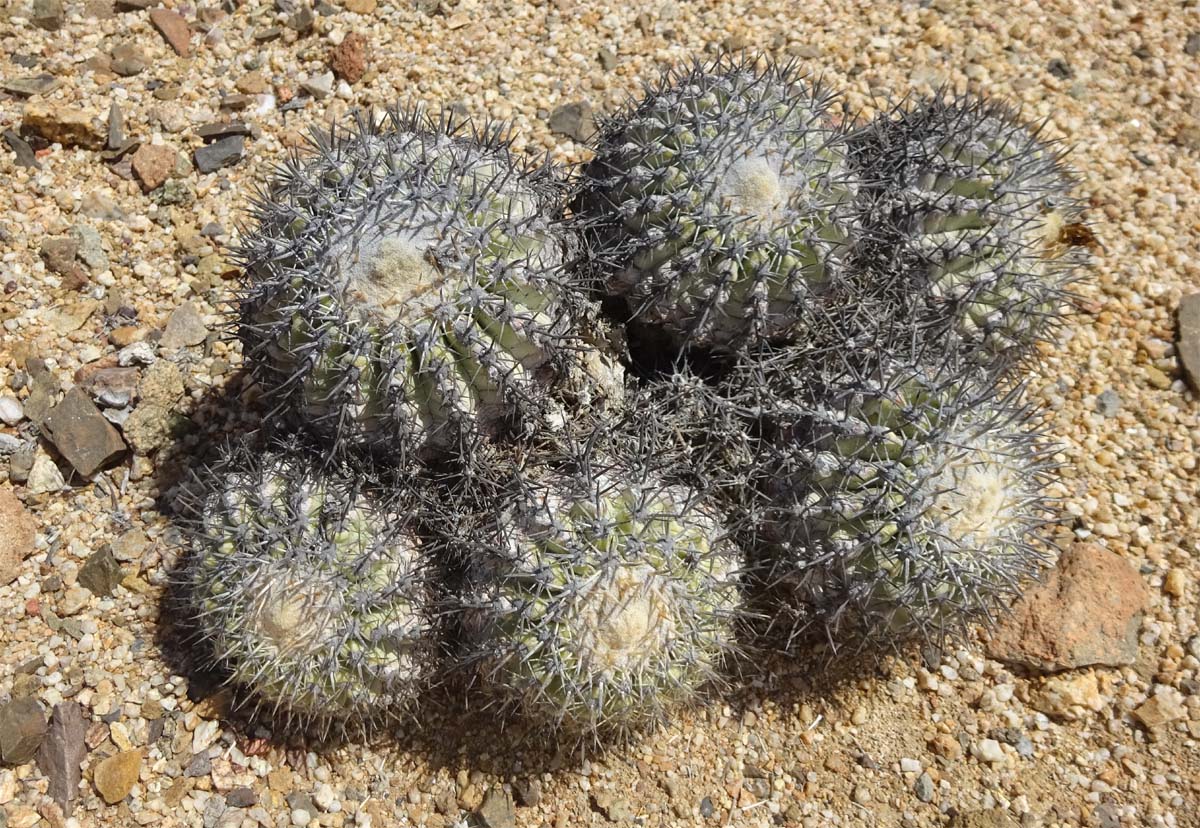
[463,447,741,742]
[744,352,1058,651]
[574,54,860,352]
[847,93,1089,370]
[178,440,438,737]
[235,107,622,461]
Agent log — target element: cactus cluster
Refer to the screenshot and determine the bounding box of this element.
[175,54,1088,745]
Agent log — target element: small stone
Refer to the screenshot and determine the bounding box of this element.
[948,812,1017,828]
[80,367,139,408]
[971,739,1004,764]
[512,778,541,808]
[1,75,60,96]
[597,46,617,70]
[1185,33,1200,57]
[110,41,147,76]
[235,71,269,95]
[111,527,148,562]
[291,809,312,827]
[1094,388,1121,417]
[31,0,64,29]
[477,787,515,828]
[1047,58,1072,78]
[183,752,211,776]
[287,6,314,31]
[194,135,245,174]
[302,72,335,99]
[1145,365,1171,389]
[591,792,633,822]
[131,143,178,192]
[150,7,191,56]
[1030,671,1107,720]
[548,100,595,142]
[192,719,221,754]
[0,395,22,426]
[344,0,375,12]
[0,489,36,587]
[3,130,39,168]
[329,32,368,83]
[37,702,88,816]
[40,236,80,278]
[22,102,104,149]
[914,772,934,802]
[161,303,209,350]
[1134,689,1187,729]
[899,758,921,774]
[986,543,1149,672]
[43,387,128,477]
[253,26,283,42]
[196,122,251,142]
[1177,294,1200,392]
[227,788,257,808]
[698,797,714,818]
[93,749,142,804]
[78,547,122,597]
[69,224,108,272]
[26,452,65,495]
[0,698,47,766]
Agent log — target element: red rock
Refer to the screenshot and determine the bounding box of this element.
[0,488,37,586]
[150,7,191,57]
[329,32,369,83]
[130,143,176,191]
[986,543,1150,673]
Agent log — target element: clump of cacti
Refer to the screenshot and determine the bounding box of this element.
[845,94,1087,370]
[458,437,741,741]
[573,55,860,353]
[175,56,1086,746]
[176,439,440,737]
[234,107,623,461]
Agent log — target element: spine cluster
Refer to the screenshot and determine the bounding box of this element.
[175,54,1090,746]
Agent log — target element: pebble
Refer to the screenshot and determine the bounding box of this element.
[192,719,221,754]
[512,777,541,807]
[291,808,312,826]
[1186,32,1200,57]
[1133,689,1187,729]
[69,224,108,272]
[80,367,140,408]
[971,739,1005,764]
[914,772,934,803]
[0,698,47,766]
[150,7,192,56]
[36,702,88,816]
[194,136,246,174]
[477,787,516,828]
[110,41,147,77]
[21,102,104,149]
[329,32,369,83]
[226,787,257,808]
[131,144,179,192]
[900,758,921,773]
[197,122,252,142]
[31,0,63,30]
[302,72,335,99]
[43,387,128,477]
[548,100,595,142]
[1176,293,1200,392]
[986,543,1149,672]
[1031,672,1107,720]
[117,341,158,366]
[1094,388,1121,417]
[1,75,61,97]
[597,46,618,70]
[78,546,123,597]
[3,130,39,168]
[160,302,210,349]
[93,749,143,804]
[0,488,36,587]
[26,451,65,495]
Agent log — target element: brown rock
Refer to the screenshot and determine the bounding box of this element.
[0,697,47,765]
[235,71,268,95]
[344,0,376,12]
[150,7,191,56]
[986,544,1149,673]
[94,749,143,803]
[37,702,88,816]
[131,143,177,192]
[949,812,1017,828]
[39,236,79,277]
[0,489,37,587]
[1133,690,1187,729]
[108,326,145,348]
[329,32,369,83]
[22,102,104,149]
[42,387,128,477]
[1177,294,1200,392]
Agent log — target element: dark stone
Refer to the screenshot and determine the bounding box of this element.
[42,387,128,477]
[196,122,250,142]
[287,6,314,31]
[1,75,61,96]
[512,778,541,807]
[78,547,122,597]
[253,26,283,42]
[2,130,39,169]
[107,103,125,151]
[1047,58,1073,79]
[218,95,252,111]
[548,100,595,142]
[184,752,212,777]
[0,697,47,765]
[37,702,88,816]
[31,0,64,30]
[477,787,516,828]
[1177,294,1200,392]
[699,797,714,818]
[226,787,257,807]
[1185,33,1200,57]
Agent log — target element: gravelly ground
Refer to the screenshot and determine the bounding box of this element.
[2,0,1200,826]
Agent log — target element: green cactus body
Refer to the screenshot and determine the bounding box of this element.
[753,359,1056,648]
[182,444,435,732]
[848,94,1087,369]
[237,109,622,460]
[468,464,739,740]
[575,56,859,351]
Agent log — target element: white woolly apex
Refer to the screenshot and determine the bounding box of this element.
[337,227,449,326]
[716,151,791,229]
[571,564,678,676]
[926,432,1022,549]
[243,572,338,658]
